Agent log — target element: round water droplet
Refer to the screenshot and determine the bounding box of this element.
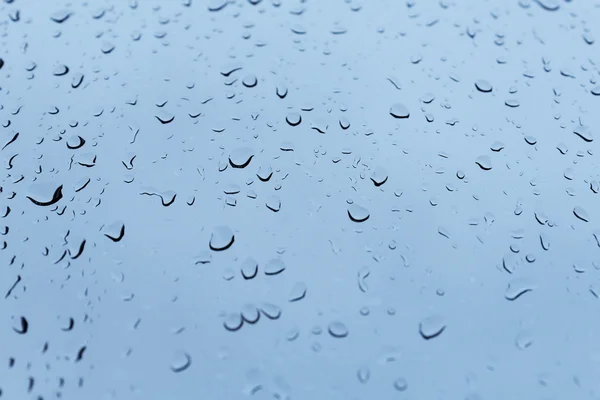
[286,112,301,126]
[223,313,243,331]
[53,64,69,76]
[209,226,235,251]
[389,103,410,118]
[170,351,191,373]
[241,258,258,279]
[327,321,348,338]
[348,204,370,222]
[242,75,258,88]
[241,304,260,324]
[393,377,408,392]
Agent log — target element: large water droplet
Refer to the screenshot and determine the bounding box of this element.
[229,147,254,168]
[389,103,410,119]
[348,204,370,222]
[474,80,493,93]
[209,226,235,251]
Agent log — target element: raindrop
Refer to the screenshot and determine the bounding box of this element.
[266,195,281,212]
[12,316,28,334]
[242,75,258,88]
[209,226,235,251]
[327,322,348,338]
[475,156,492,170]
[51,10,72,23]
[534,0,560,11]
[241,258,258,279]
[573,126,593,142]
[241,304,260,324]
[348,204,370,222]
[288,282,307,302]
[505,278,535,301]
[573,206,589,222]
[155,111,175,124]
[170,351,191,373]
[223,313,243,331]
[393,378,408,392]
[264,258,286,275]
[474,80,493,93]
[229,147,254,168]
[286,112,302,126]
[357,366,370,384]
[389,103,410,119]
[26,184,63,206]
[419,315,446,340]
[259,303,281,320]
[370,167,388,186]
[53,65,69,76]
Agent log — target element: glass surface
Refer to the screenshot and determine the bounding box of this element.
[1,0,600,399]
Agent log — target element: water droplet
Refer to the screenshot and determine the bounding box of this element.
[348,204,370,222]
[229,147,254,168]
[155,110,174,124]
[51,10,72,23]
[266,195,281,212]
[52,64,69,76]
[242,75,258,88]
[241,258,258,279]
[474,80,493,93]
[390,103,410,119]
[573,206,589,222]
[475,156,492,170]
[573,126,593,142]
[170,351,191,373]
[505,278,535,301]
[327,321,348,338]
[534,0,560,11]
[515,331,534,350]
[208,0,229,12]
[264,258,286,275]
[370,167,388,186]
[259,303,281,320]
[419,315,446,340]
[209,226,235,251]
[491,141,504,152]
[288,282,307,302]
[26,183,63,206]
[357,365,370,383]
[286,112,302,126]
[241,304,260,324]
[223,313,243,331]
[393,377,408,392]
